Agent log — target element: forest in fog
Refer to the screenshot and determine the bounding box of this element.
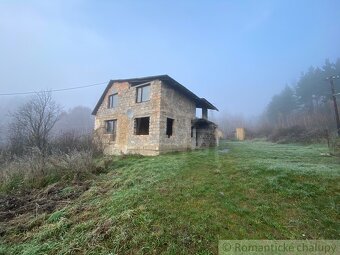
[218,58,340,143]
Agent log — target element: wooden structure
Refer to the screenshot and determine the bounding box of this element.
[236,128,245,141]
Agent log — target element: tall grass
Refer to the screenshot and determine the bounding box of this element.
[0,149,96,193]
[0,131,104,193]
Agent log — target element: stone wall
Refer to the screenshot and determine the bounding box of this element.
[196,128,217,148]
[192,119,218,148]
[94,79,214,155]
[158,81,196,153]
[94,80,162,156]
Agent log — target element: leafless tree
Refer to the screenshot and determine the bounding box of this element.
[8,92,61,155]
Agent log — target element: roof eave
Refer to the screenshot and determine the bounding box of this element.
[92,80,113,115]
[92,75,219,115]
[197,98,219,111]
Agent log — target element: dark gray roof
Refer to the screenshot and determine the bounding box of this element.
[92,75,218,115]
[192,118,218,128]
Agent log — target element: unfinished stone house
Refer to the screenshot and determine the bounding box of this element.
[92,75,218,155]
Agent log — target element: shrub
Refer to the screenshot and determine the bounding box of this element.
[0,149,96,193]
[50,131,103,156]
[268,126,328,144]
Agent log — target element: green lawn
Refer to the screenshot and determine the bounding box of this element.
[1,141,339,254]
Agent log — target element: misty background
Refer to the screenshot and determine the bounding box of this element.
[0,0,339,143]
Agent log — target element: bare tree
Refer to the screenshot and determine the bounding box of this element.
[8,92,61,155]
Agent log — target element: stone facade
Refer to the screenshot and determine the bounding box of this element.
[93,76,218,156]
[158,82,196,153]
[193,119,218,148]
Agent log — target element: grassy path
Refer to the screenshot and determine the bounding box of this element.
[1,141,339,254]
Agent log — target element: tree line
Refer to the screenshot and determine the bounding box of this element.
[265,58,340,132]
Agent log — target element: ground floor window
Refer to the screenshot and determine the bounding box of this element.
[106,120,117,139]
[134,117,150,135]
[166,118,174,137]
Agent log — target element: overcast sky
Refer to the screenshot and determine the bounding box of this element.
[0,0,339,117]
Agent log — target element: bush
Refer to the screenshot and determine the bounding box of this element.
[50,131,103,156]
[268,126,328,144]
[253,125,273,138]
[0,126,104,194]
[0,129,106,193]
[0,149,96,193]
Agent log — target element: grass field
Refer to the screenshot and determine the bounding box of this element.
[1,141,339,254]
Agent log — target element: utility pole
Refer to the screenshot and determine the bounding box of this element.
[326,75,340,136]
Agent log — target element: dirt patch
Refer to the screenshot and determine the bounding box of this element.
[0,181,91,223]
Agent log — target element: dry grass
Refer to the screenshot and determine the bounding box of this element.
[0,141,339,254]
[0,149,96,193]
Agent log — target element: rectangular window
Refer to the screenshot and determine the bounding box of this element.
[106,119,117,136]
[136,84,151,103]
[108,93,118,108]
[166,118,174,138]
[134,117,150,135]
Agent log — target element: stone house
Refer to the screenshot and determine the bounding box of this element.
[92,75,218,155]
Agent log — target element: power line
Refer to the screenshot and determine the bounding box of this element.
[0,81,108,96]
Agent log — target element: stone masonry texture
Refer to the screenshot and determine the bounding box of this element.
[94,79,216,156]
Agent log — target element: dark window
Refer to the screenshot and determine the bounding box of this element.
[136,84,150,103]
[106,120,117,136]
[191,126,194,137]
[108,93,118,108]
[166,118,174,138]
[134,117,150,135]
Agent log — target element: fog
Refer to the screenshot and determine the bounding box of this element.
[0,1,339,136]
